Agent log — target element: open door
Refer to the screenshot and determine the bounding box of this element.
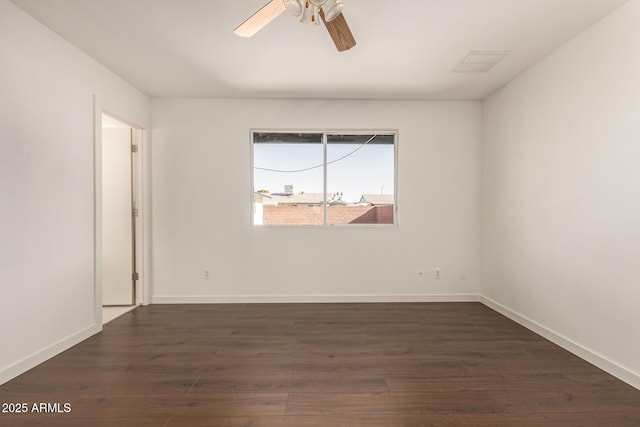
[102,117,136,306]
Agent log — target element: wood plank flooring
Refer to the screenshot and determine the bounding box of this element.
[1,303,639,426]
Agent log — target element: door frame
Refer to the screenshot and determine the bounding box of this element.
[93,97,151,327]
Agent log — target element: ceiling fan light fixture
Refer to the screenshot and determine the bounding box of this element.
[321,0,344,22]
[300,1,318,24]
[283,0,303,17]
[309,0,328,5]
[313,5,321,24]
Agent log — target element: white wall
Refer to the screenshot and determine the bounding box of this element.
[482,0,640,388]
[0,0,149,384]
[151,99,482,302]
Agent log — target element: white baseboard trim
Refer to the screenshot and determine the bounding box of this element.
[0,323,101,386]
[152,293,481,304]
[480,295,640,391]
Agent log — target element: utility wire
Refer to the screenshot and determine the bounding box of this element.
[254,135,377,173]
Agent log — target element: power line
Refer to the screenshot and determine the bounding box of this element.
[254,135,377,173]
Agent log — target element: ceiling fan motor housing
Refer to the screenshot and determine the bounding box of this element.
[284,0,344,22]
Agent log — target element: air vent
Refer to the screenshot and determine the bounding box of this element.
[452,51,510,73]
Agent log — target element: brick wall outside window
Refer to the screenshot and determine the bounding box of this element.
[263,205,393,225]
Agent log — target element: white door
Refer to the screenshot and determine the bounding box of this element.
[102,126,134,305]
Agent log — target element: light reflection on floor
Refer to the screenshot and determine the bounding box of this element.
[102,305,136,324]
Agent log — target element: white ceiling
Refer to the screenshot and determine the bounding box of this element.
[10,0,629,100]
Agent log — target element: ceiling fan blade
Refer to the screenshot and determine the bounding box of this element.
[234,0,286,38]
[320,9,356,52]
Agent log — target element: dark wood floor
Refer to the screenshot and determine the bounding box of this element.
[1,303,639,426]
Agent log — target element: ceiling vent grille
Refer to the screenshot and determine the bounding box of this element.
[452,51,510,73]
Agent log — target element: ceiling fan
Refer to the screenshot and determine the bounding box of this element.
[234,0,356,52]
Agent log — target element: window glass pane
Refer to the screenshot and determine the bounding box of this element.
[326,134,395,225]
[253,133,323,225]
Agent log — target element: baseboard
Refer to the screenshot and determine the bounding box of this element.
[480,295,640,391]
[0,323,101,386]
[152,293,481,304]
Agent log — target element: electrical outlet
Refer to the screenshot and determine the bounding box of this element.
[203,269,211,279]
[434,268,441,279]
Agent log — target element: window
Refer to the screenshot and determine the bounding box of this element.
[252,131,396,226]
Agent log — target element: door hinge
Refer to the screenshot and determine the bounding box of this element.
[131,144,138,153]
[132,208,139,217]
[133,272,139,281]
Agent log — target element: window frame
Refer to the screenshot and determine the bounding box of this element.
[250,129,398,227]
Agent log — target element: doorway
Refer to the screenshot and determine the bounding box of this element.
[101,114,137,320]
